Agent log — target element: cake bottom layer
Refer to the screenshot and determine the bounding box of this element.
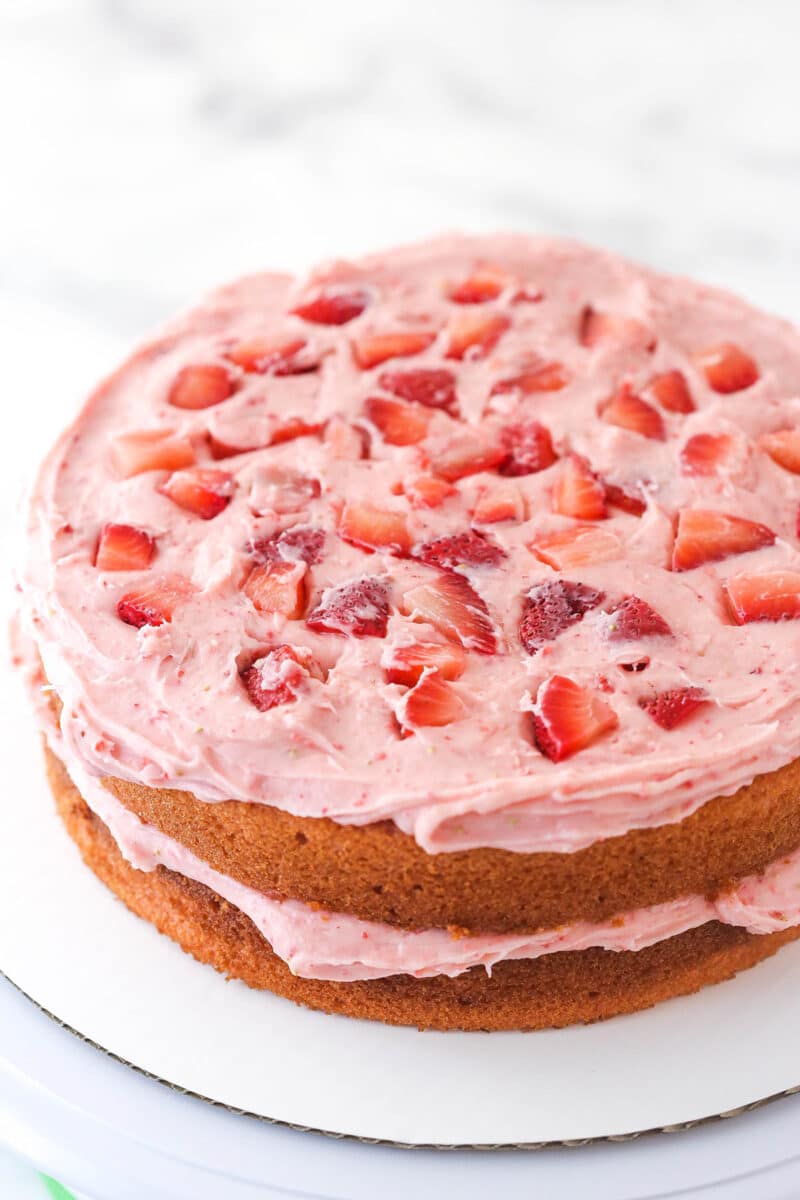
[46,744,800,1032]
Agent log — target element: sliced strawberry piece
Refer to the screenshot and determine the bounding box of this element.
[579,307,655,351]
[645,369,695,413]
[167,363,238,410]
[405,474,457,509]
[306,577,391,638]
[446,310,510,360]
[693,343,759,393]
[241,645,311,712]
[680,433,735,476]
[639,687,708,731]
[723,571,800,624]
[323,417,368,460]
[352,330,436,369]
[291,289,369,326]
[500,420,557,476]
[95,523,155,571]
[605,595,672,640]
[600,383,666,440]
[473,480,525,523]
[760,429,800,474]
[399,672,465,729]
[402,573,496,653]
[112,430,196,478]
[448,267,507,304]
[226,336,311,375]
[364,396,430,445]
[377,368,457,413]
[158,468,235,520]
[519,580,605,655]
[243,560,306,618]
[251,526,326,566]
[382,641,467,686]
[552,455,607,520]
[490,362,569,396]
[672,509,775,571]
[603,480,647,516]
[270,416,324,446]
[339,502,411,556]
[117,576,194,628]
[250,468,321,516]
[532,674,618,761]
[531,525,622,571]
[427,429,506,482]
[414,530,506,572]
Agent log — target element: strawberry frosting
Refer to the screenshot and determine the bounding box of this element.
[20,234,800,855]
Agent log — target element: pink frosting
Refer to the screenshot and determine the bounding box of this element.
[19,234,800,854]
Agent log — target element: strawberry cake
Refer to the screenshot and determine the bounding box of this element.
[17,234,800,1030]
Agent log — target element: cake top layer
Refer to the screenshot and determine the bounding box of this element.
[23,234,800,853]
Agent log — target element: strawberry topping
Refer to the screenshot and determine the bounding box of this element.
[427,429,506,482]
[680,433,735,476]
[600,383,666,440]
[158,468,235,520]
[364,396,430,445]
[377,368,458,413]
[760,429,800,474]
[446,310,510,360]
[693,343,759,393]
[338,502,411,556]
[414,530,506,572]
[241,645,312,712]
[226,336,311,374]
[168,364,238,410]
[112,430,196,478]
[306,577,391,637]
[499,420,557,476]
[243,561,307,618]
[532,674,618,761]
[552,454,607,520]
[605,596,672,640]
[95,523,155,571]
[490,362,568,396]
[352,331,436,369]
[531,525,622,570]
[405,474,457,509]
[724,571,800,624]
[580,308,655,351]
[251,526,326,566]
[473,480,525,523]
[639,687,708,730]
[402,572,497,653]
[448,267,507,304]
[603,480,647,516]
[672,509,775,571]
[291,289,369,325]
[382,641,467,686]
[117,576,194,628]
[519,580,605,655]
[645,369,695,414]
[399,672,466,729]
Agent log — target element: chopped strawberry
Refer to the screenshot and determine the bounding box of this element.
[427,429,506,482]
[639,687,708,731]
[95,523,155,571]
[693,343,759,393]
[382,640,467,686]
[377,368,457,413]
[364,396,430,445]
[270,417,324,446]
[112,430,196,478]
[291,289,369,326]
[323,417,368,460]
[117,575,194,628]
[519,580,605,655]
[760,429,800,474]
[605,595,672,640]
[603,480,647,516]
[306,576,391,638]
[473,480,525,523]
[680,433,735,476]
[243,561,306,618]
[399,672,465,729]
[405,474,457,509]
[552,455,607,520]
[645,369,695,414]
[251,526,326,566]
[167,364,238,410]
[579,307,655,351]
[490,362,569,396]
[352,330,436,369]
[225,336,311,375]
[500,420,557,476]
[672,509,775,571]
[241,645,311,712]
[402,572,497,653]
[448,267,507,304]
[158,468,235,520]
[532,674,618,761]
[446,310,510,360]
[414,530,506,572]
[723,571,800,624]
[338,502,411,556]
[599,383,666,440]
[250,468,321,515]
[531,525,622,570]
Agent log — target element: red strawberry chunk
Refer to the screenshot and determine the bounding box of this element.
[532,674,618,761]
[500,420,557,477]
[446,310,510,360]
[639,687,708,731]
[270,417,324,446]
[680,433,735,476]
[352,330,436,369]
[473,480,525,523]
[252,526,326,566]
[339,502,411,556]
[693,343,759,393]
[226,336,311,375]
[377,368,457,413]
[645,369,695,414]
[606,595,672,640]
[158,468,235,520]
[723,571,800,624]
[414,530,506,572]
[552,455,607,520]
[405,474,457,509]
[603,480,647,516]
[364,396,430,445]
[95,523,155,571]
[306,577,391,638]
[117,576,194,628]
[531,525,622,571]
[760,429,800,474]
[427,429,506,482]
[600,384,666,440]
[519,580,605,655]
[448,267,507,304]
[382,641,466,686]
[323,417,368,460]
[672,509,775,571]
[399,672,465,729]
[291,289,369,326]
[241,645,311,712]
[243,561,307,618]
[490,362,569,396]
[579,307,656,351]
[112,430,196,478]
[167,364,238,410]
[402,572,497,653]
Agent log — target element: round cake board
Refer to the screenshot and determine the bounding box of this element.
[1,658,800,1148]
